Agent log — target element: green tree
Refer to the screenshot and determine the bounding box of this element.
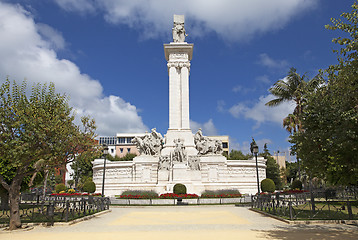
[266,68,322,181]
[266,67,321,132]
[285,161,299,184]
[0,79,97,230]
[228,150,250,160]
[290,1,358,185]
[259,144,283,190]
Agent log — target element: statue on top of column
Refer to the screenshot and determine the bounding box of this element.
[172,15,187,43]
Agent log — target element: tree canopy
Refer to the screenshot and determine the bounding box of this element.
[289,1,358,186]
[0,79,98,229]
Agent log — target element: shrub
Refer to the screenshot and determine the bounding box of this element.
[201,189,241,198]
[83,181,96,193]
[55,183,66,193]
[291,180,303,190]
[261,178,275,193]
[120,190,158,199]
[173,183,187,194]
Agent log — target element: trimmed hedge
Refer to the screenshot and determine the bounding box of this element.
[201,189,241,198]
[120,190,158,199]
[261,178,275,193]
[83,181,96,193]
[173,183,187,194]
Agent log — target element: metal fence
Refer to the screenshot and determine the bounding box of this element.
[251,189,357,220]
[0,195,110,225]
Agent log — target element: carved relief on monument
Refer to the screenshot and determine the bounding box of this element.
[194,129,223,155]
[169,53,189,61]
[132,128,163,156]
[188,156,200,170]
[167,62,191,70]
[158,155,170,171]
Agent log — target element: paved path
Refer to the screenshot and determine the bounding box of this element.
[1,206,357,240]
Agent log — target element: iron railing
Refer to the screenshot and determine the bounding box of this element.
[251,189,357,220]
[0,196,110,225]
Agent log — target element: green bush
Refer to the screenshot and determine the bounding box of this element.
[55,183,66,193]
[173,183,187,194]
[83,181,96,193]
[201,189,241,198]
[201,189,241,195]
[261,178,275,193]
[120,190,158,198]
[291,180,303,190]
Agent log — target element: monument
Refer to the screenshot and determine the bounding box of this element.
[92,15,266,196]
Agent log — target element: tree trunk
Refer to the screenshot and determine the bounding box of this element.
[8,182,22,230]
[42,170,49,200]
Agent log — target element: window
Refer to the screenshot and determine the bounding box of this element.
[127,148,131,153]
[111,149,114,153]
[222,142,228,148]
[126,137,133,144]
[118,137,126,144]
[120,148,123,153]
[99,136,116,145]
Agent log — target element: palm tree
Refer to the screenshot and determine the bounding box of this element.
[282,113,299,134]
[266,68,322,181]
[266,67,321,131]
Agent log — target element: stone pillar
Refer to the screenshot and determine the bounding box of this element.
[168,65,181,129]
[162,43,197,156]
[181,63,190,130]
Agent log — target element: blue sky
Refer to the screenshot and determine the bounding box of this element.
[0,0,353,157]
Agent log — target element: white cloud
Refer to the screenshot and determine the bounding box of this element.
[190,119,218,136]
[258,53,289,70]
[0,2,147,136]
[256,75,270,84]
[232,84,255,94]
[54,0,96,14]
[54,0,318,41]
[36,23,66,50]
[229,94,295,128]
[216,100,226,112]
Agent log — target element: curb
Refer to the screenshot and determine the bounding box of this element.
[249,208,358,225]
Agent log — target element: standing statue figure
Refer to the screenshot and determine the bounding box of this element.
[172,15,187,43]
[172,138,186,162]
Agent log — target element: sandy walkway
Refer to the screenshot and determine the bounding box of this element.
[1,205,357,240]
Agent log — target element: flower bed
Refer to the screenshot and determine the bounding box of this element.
[118,193,199,199]
[119,194,158,199]
[159,193,199,199]
[50,192,102,197]
[201,194,242,198]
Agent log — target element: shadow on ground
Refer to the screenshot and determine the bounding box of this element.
[255,224,358,240]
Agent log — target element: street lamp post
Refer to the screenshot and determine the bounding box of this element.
[250,138,260,194]
[101,144,109,197]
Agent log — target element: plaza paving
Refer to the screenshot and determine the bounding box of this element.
[1,205,357,240]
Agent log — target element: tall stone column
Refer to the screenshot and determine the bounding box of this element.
[162,44,197,156]
[180,63,190,130]
[168,64,181,130]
